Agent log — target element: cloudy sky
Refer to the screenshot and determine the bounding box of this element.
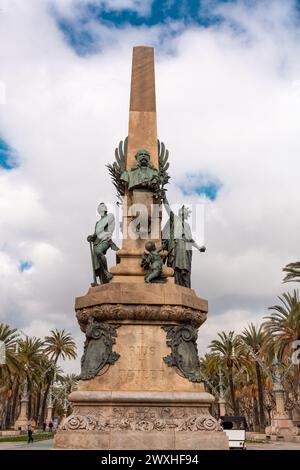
[1,0,300,372]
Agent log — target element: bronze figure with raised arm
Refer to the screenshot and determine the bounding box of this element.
[162,195,206,288]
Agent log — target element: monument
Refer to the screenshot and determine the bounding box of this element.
[54,47,228,450]
[265,356,300,439]
[14,379,29,431]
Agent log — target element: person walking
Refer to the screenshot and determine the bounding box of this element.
[27,420,34,444]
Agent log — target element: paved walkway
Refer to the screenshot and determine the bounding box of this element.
[247,440,300,450]
[1,438,300,451]
[0,439,54,450]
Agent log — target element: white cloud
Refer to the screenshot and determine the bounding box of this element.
[0,0,300,373]
[198,308,264,356]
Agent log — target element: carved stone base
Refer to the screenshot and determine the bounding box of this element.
[14,416,28,431]
[54,391,228,450]
[75,282,208,332]
[54,284,227,449]
[265,413,300,438]
[55,429,228,450]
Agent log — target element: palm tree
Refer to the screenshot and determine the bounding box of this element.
[263,290,300,359]
[0,323,19,381]
[283,262,300,283]
[241,377,260,431]
[209,331,243,415]
[18,337,45,420]
[0,324,20,428]
[240,323,267,430]
[43,330,77,363]
[40,330,77,424]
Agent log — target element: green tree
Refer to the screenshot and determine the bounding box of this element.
[240,323,267,430]
[264,290,300,359]
[40,330,77,424]
[283,262,300,283]
[18,337,45,420]
[0,324,20,428]
[209,331,242,415]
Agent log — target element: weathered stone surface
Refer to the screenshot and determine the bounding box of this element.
[265,416,300,437]
[76,305,207,332]
[55,391,229,449]
[75,282,208,316]
[126,47,158,170]
[68,390,214,404]
[75,325,205,392]
[130,47,156,113]
[60,405,221,432]
[55,429,228,450]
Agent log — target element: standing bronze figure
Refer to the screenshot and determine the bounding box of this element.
[87,202,119,285]
[162,195,206,288]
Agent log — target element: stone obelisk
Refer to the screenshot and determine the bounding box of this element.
[110,47,168,281]
[127,46,158,169]
[55,47,228,450]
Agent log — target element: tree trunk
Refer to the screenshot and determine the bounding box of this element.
[10,378,19,425]
[35,388,41,423]
[255,361,265,430]
[40,353,60,426]
[253,396,260,432]
[228,368,237,415]
[5,395,12,429]
[28,383,32,420]
[39,380,51,426]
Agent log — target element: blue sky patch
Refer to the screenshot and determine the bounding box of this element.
[56,17,100,56]
[51,0,300,56]
[93,0,211,27]
[0,138,18,170]
[51,0,231,56]
[178,173,222,200]
[19,261,33,273]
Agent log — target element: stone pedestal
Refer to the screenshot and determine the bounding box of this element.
[265,384,299,438]
[55,391,228,450]
[54,283,228,449]
[46,401,53,426]
[14,397,29,431]
[219,397,226,417]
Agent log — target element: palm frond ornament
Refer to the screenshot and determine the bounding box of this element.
[106,137,128,201]
[157,139,170,200]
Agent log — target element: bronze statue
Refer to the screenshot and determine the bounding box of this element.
[162,195,206,288]
[87,202,119,286]
[121,149,160,191]
[80,317,120,380]
[107,139,170,201]
[141,241,166,283]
